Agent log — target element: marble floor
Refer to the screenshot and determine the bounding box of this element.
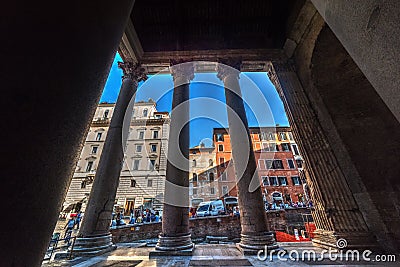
[42,242,398,267]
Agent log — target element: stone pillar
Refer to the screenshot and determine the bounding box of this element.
[267,61,376,249]
[74,62,147,255]
[154,61,194,253]
[0,1,133,266]
[217,59,278,254]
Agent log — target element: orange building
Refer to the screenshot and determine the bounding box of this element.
[214,126,306,207]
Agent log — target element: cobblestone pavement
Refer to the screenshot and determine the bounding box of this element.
[42,242,398,267]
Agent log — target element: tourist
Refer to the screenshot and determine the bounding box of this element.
[155,211,160,222]
[116,212,122,226]
[63,217,75,243]
[75,211,82,229]
[129,214,136,224]
[150,212,156,222]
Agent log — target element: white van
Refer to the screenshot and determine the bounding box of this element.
[196,200,225,217]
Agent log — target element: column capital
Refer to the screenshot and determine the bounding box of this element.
[169,59,195,83]
[118,61,147,82]
[267,60,295,78]
[216,58,242,81]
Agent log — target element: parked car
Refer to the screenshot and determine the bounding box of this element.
[196,200,225,217]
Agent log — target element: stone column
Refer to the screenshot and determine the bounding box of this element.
[74,62,147,255]
[0,1,133,266]
[217,59,278,254]
[267,61,376,249]
[154,61,194,254]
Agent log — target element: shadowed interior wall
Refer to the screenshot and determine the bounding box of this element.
[310,25,400,250]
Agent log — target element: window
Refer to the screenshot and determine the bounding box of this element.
[209,172,214,182]
[219,158,225,167]
[263,143,278,152]
[91,146,98,154]
[218,144,224,152]
[292,176,301,186]
[193,188,198,195]
[147,179,153,187]
[209,159,213,167]
[192,159,196,167]
[292,144,300,155]
[138,131,144,140]
[86,161,93,172]
[130,179,137,187]
[268,132,275,141]
[273,160,284,169]
[149,159,156,170]
[155,114,162,119]
[278,132,288,141]
[262,176,269,186]
[269,176,279,186]
[133,160,140,170]
[287,159,295,169]
[216,133,224,142]
[278,176,288,186]
[151,144,157,152]
[281,143,291,152]
[288,132,294,141]
[265,160,273,169]
[260,132,268,140]
[96,132,102,141]
[143,108,148,117]
[136,144,142,153]
[104,109,109,118]
[210,187,215,195]
[265,160,284,169]
[222,185,228,195]
[193,173,197,182]
[221,173,227,181]
[81,181,87,189]
[296,159,303,168]
[153,131,159,139]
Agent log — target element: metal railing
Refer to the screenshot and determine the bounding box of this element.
[43,232,77,261]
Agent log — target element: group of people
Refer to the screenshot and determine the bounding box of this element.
[63,211,82,241]
[226,206,240,217]
[112,209,161,227]
[129,209,161,224]
[266,200,313,210]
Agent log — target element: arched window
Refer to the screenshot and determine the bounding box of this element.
[209,159,213,166]
[209,172,214,182]
[192,159,196,167]
[193,173,197,182]
[104,109,109,118]
[143,108,148,117]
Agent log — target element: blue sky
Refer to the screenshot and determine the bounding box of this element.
[101,53,289,147]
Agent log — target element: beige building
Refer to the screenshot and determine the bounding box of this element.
[64,100,170,214]
[188,144,219,207]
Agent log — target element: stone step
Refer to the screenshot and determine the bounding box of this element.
[190,258,252,266]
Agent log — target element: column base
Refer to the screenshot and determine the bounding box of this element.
[312,229,378,250]
[71,233,116,257]
[151,233,194,256]
[237,232,279,255]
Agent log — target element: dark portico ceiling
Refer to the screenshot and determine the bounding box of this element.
[131,0,295,52]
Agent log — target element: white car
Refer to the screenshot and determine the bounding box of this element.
[196,200,225,217]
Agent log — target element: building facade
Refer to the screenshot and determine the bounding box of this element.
[214,126,306,207]
[63,100,170,214]
[188,144,219,207]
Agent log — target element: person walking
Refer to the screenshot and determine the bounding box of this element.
[75,211,82,229]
